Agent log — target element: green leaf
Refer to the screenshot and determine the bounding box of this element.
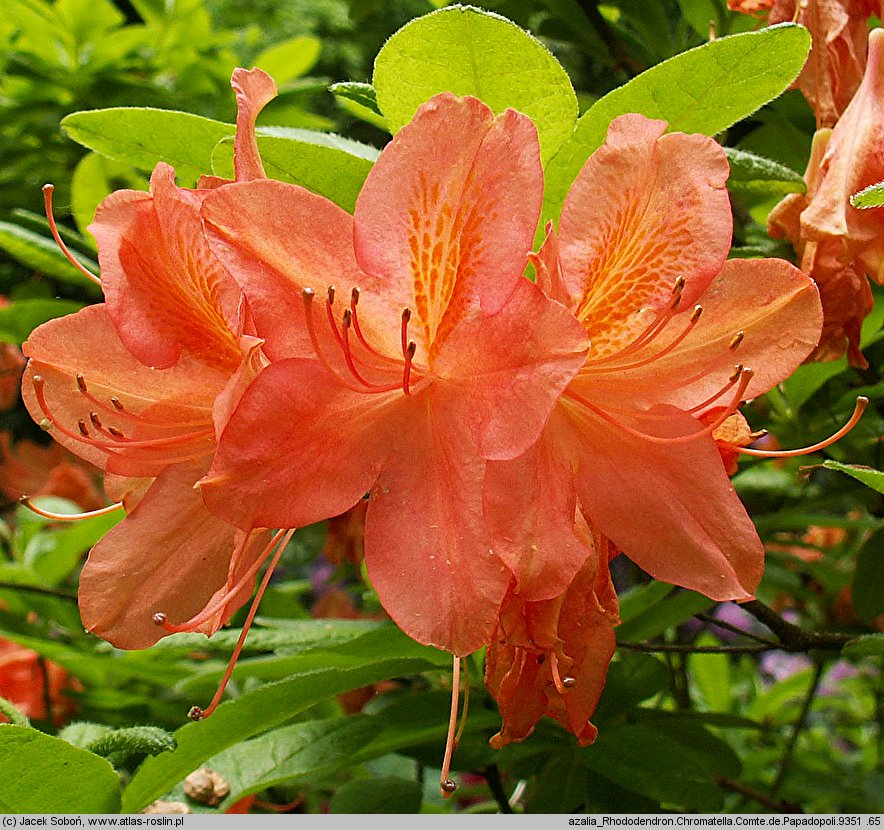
[0,223,99,293]
[544,23,811,216]
[211,128,376,213]
[616,590,714,642]
[71,152,146,242]
[253,35,321,84]
[0,697,30,728]
[583,724,724,811]
[851,527,884,623]
[86,726,177,768]
[851,181,884,209]
[373,5,578,164]
[62,108,233,181]
[723,147,805,197]
[330,776,423,814]
[822,461,884,495]
[843,633,884,658]
[0,725,122,813]
[330,82,383,117]
[594,653,669,722]
[122,654,444,812]
[690,634,733,712]
[0,298,84,345]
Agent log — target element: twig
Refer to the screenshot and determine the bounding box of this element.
[770,660,825,797]
[741,600,853,652]
[619,641,771,654]
[482,765,514,814]
[696,612,780,646]
[717,777,803,813]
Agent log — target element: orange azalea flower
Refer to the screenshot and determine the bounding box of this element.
[730,0,880,126]
[0,638,77,724]
[198,93,589,657]
[485,526,619,748]
[488,114,824,612]
[770,30,884,367]
[19,70,281,653]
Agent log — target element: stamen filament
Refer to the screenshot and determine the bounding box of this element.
[340,310,374,387]
[454,658,470,749]
[19,497,123,522]
[403,342,416,396]
[156,529,288,634]
[401,308,411,358]
[688,365,743,414]
[440,655,461,798]
[549,651,569,696]
[76,374,209,428]
[188,529,294,720]
[735,397,869,458]
[349,287,377,355]
[43,184,101,286]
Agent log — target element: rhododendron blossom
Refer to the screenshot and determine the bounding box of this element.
[487,114,825,617]
[19,69,283,653]
[198,93,589,658]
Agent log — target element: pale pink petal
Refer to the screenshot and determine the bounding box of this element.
[433,277,588,460]
[554,403,763,600]
[90,164,244,371]
[79,461,248,649]
[364,385,511,655]
[558,114,731,357]
[354,94,543,355]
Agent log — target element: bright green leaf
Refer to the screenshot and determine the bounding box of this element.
[689,635,732,712]
[62,108,233,181]
[843,633,884,658]
[616,590,714,643]
[330,776,423,813]
[86,726,177,768]
[822,461,884,495]
[723,147,805,196]
[851,181,884,208]
[0,725,121,813]
[544,23,811,216]
[0,298,84,345]
[211,128,376,212]
[373,5,578,163]
[0,224,99,293]
[71,152,147,242]
[254,35,321,84]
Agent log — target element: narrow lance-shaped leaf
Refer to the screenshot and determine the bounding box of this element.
[544,23,812,217]
[373,5,578,164]
[822,460,884,495]
[851,181,884,208]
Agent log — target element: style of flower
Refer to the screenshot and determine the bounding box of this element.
[769,28,884,367]
[487,114,825,618]
[19,69,283,654]
[197,93,590,658]
[729,0,881,127]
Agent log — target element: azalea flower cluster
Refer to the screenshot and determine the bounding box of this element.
[730,2,884,366]
[23,69,833,762]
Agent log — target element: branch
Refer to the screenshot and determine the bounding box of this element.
[619,641,771,654]
[717,777,803,813]
[741,600,853,652]
[0,582,77,600]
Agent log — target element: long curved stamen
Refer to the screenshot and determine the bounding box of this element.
[735,397,869,458]
[402,342,416,396]
[454,657,470,750]
[666,330,746,392]
[549,651,576,695]
[349,287,376,355]
[401,309,411,357]
[154,530,288,634]
[33,376,213,451]
[585,305,703,374]
[75,374,208,428]
[187,529,294,721]
[565,369,753,446]
[340,310,374,387]
[687,365,744,414]
[440,655,461,798]
[43,184,101,286]
[19,497,123,522]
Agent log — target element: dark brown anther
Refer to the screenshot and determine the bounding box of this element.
[110,397,124,411]
[562,676,577,688]
[401,308,411,323]
[342,308,353,328]
[729,331,745,351]
[152,612,167,625]
[350,286,360,307]
[77,420,89,438]
[729,364,744,382]
[327,285,336,305]
[441,779,457,794]
[107,426,125,439]
[188,706,205,721]
[76,373,87,393]
[406,341,417,359]
[89,412,102,430]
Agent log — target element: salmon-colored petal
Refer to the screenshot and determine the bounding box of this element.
[354,94,543,355]
[90,164,243,371]
[554,402,763,600]
[558,114,731,357]
[79,461,249,649]
[364,385,511,656]
[529,222,570,306]
[434,277,588,460]
[200,180,392,360]
[231,67,277,182]
[200,359,401,531]
[484,433,593,602]
[21,305,220,477]
[582,258,822,412]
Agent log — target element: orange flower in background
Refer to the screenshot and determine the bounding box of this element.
[770,29,884,367]
[0,638,76,724]
[488,114,823,614]
[198,93,589,657]
[730,0,880,126]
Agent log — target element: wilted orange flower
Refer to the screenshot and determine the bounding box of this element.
[0,638,77,724]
